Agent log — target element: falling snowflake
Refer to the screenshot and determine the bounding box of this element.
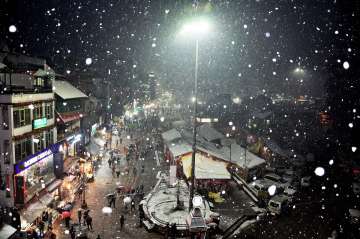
[268,185,277,196]
[343,61,350,70]
[9,25,17,33]
[85,58,92,65]
[314,167,325,176]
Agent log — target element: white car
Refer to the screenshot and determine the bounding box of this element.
[284,185,297,196]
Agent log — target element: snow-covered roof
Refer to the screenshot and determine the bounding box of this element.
[252,111,272,119]
[263,138,289,157]
[229,143,266,169]
[198,124,224,142]
[182,153,231,180]
[161,128,182,142]
[168,142,192,158]
[53,80,88,99]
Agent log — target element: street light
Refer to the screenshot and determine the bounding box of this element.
[180,17,212,211]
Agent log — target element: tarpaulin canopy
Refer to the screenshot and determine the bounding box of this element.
[181,153,231,180]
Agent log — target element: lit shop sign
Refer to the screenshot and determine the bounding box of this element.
[33,118,47,129]
[14,143,60,174]
[66,134,82,144]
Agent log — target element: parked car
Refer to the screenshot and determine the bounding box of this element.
[268,195,290,215]
[282,170,297,184]
[284,185,297,197]
[264,173,289,189]
[301,176,311,187]
[349,209,360,225]
[250,180,274,199]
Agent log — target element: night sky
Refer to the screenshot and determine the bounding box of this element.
[1,0,358,99]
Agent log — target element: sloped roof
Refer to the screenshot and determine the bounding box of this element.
[198,124,224,142]
[53,80,88,99]
[168,142,192,158]
[161,128,182,142]
[229,143,266,169]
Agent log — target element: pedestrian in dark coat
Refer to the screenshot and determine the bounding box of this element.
[48,212,53,226]
[86,215,93,230]
[164,223,170,239]
[65,217,70,228]
[96,235,101,239]
[131,200,136,211]
[120,215,125,230]
[170,223,177,239]
[70,226,76,239]
[77,209,82,225]
[108,158,112,168]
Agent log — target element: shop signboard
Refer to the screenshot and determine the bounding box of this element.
[33,117,47,129]
[14,143,60,174]
[91,123,98,136]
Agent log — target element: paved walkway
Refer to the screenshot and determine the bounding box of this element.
[53,132,165,239]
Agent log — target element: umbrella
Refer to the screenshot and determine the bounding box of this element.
[63,203,73,211]
[123,196,132,204]
[62,211,71,219]
[105,193,115,198]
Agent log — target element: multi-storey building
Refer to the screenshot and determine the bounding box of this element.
[0,52,62,210]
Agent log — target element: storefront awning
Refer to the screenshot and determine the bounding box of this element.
[47,179,62,193]
[56,112,86,124]
[39,193,54,206]
[0,224,17,239]
[21,201,44,229]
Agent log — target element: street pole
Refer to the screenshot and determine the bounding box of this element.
[189,39,199,211]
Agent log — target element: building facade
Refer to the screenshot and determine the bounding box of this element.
[0,53,61,207]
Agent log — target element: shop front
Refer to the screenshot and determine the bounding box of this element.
[13,143,62,205]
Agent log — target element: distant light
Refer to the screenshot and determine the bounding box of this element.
[232,126,236,131]
[329,159,334,165]
[349,123,354,128]
[314,167,325,176]
[226,133,230,138]
[180,18,211,38]
[127,135,131,139]
[66,70,71,74]
[160,116,165,122]
[28,104,34,110]
[63,102,67,106]
[232,97,241,104]
[265,32,271,38]
[85,58,92,65]
[343,61,350,70]
[243,24,248,29]
[191,97,196,103]
[268,185,276,196]
[9,25,17,33]
[352,146,357,152]
[228,121,233,126]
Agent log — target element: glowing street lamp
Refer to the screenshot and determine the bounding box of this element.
[179,17,212,211]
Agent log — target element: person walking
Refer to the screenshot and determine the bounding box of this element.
[112,164,116,177]
[86,215,93,230]
[109,195,116,208]
[116,165,121,178]
[48,212,53,227]
[120,215,125,230]
[96,235,101,239]
[77,208,82,225]
[65,216,71,228]
[108,158,112,168]
[70,226,76,239]
[131,199,136,212]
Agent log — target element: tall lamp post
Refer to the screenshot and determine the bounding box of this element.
[179,18,211,211]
